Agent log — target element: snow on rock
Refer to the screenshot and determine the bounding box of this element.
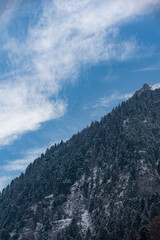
[139,159,150,174]
[45,194,53,199]
[81,210,90,231]
[119,174,129,188]
[30,204,38,213]
[93,167,98,181]
[64,176,85,217]
[35,222,44,232]
[150,83,160,90]
[54,218,72,230]
[139,150,146,154]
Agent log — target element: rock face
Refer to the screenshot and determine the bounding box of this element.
[1,84,160,240]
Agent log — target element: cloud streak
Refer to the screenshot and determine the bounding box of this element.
[0,0,159,145]
[133,62,160,72]
[0,176,12,191]
[93,92,133,109]
[3,147,46,172]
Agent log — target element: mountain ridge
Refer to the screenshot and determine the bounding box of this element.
[1,83,160,239]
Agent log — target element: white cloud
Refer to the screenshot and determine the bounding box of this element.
[0,0,21,28]
[93,92,133,109]
[3,147,46,172]
[84,91,133,117]
[0,176,11,191]
[0,81,66,145]
[1,141,69,189]
[0,0,159,146]
[133,62,160,72]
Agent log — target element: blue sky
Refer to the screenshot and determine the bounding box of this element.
[0,0,160,190]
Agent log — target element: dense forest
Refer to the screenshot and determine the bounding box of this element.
[0,83,160,239]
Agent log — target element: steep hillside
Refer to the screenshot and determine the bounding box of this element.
[1,83,160,240]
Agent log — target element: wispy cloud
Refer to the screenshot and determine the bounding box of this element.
[93,92,133,109]
[1,140,69,190]
[3,147,46,172]
[84,91,133,118]
[0,0,21,28]
[0,0,159,146]
[133,62,160,72]
[0,176,11,191]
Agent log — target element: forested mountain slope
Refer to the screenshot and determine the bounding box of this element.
[1,83,160,239]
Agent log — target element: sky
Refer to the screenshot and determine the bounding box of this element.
[0,0,160,191]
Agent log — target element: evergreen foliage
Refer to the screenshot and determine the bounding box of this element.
[0,84,160,239]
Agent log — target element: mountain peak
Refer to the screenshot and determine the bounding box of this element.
[142,83,151,90]
[135,82,151,96]
[135,82,160,97]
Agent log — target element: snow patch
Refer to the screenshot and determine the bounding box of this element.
[119,191,124,198]
[150,83,160,90]
[64,178,83,217]
[81,210,90,231]
[139,159,150,174]
[93,167,98,181]
[99,177,103,185]
[107,178,111,184]
[10,231,16,238]
[139,150,146,154]
[119,174,129,190]
[45,194,53,199]
[54,218,72,229]
[119,174,129,183]
[36,222,44,231]
[30,204,37,213]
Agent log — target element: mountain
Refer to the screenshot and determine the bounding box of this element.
[1,83,160,240]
